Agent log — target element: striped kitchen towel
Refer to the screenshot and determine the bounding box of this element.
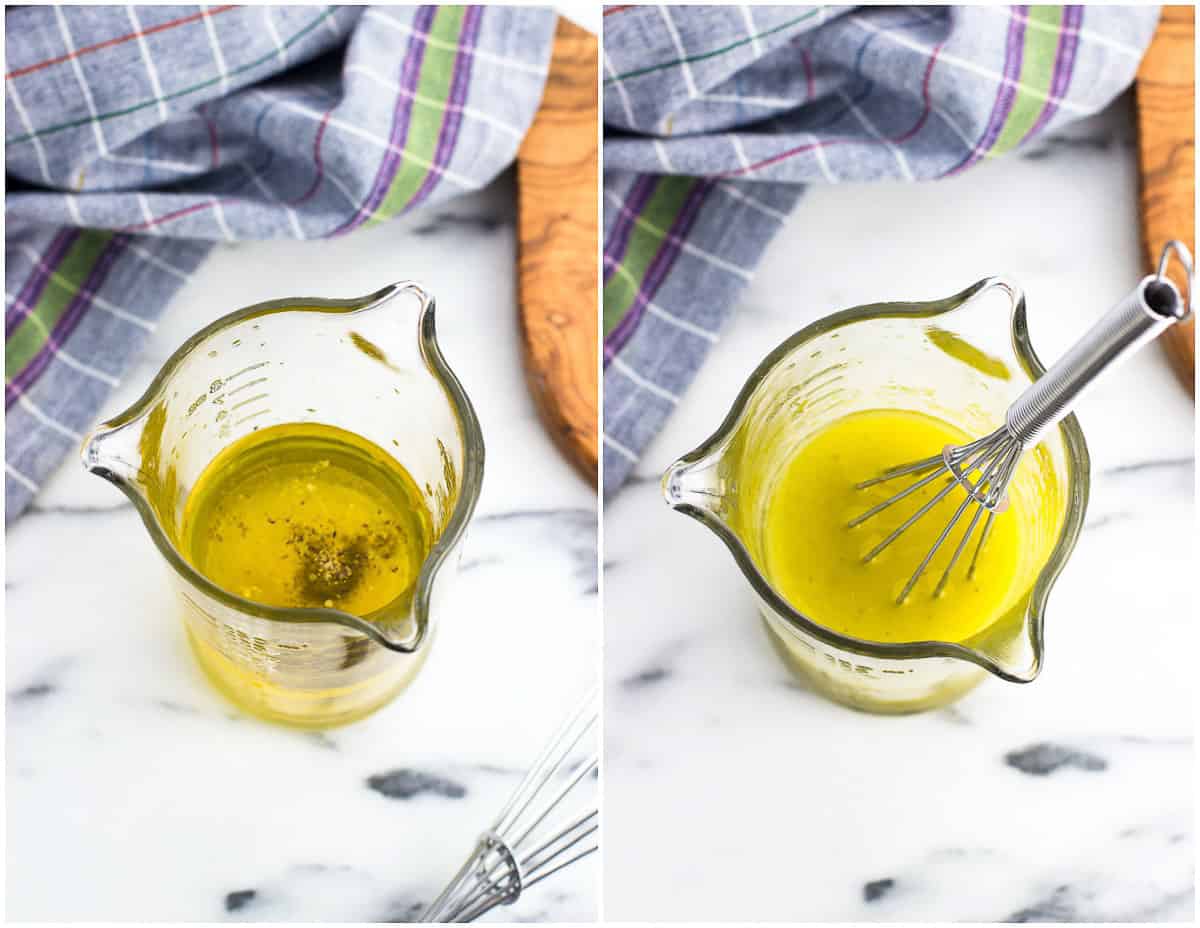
[602,4,1159,495]
[5,5,556,521]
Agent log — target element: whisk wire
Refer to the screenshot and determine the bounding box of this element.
[934,440,1021,595]
[419,688,598,923]
[853,453,944,493]
[859,476,958,565]
[932,503,986,599]
[521,809,599,884]
[849,429,1023,602]
[423,839,513,924]
[967,512,996,580]
[524,841,599,892]
[855,437,997,562]
[493,693,594,832]
[894,440,1009,603]
[509,753,598,854]
[851,437,998,536]
[850,462,952,528]
[462,739,596,910]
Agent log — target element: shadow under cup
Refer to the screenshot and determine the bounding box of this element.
[664,279,1090,713]
[82,283,483,728]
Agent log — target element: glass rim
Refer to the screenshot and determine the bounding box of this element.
[664,276,1091,681]
[81,281,485,654]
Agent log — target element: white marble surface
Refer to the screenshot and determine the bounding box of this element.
[6,174,599,921]
[603,97,1195,922]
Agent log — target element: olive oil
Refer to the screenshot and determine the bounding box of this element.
[180,422,433,618]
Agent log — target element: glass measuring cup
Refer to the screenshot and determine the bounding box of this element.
[663,278,1090,713]
[82,282,483,728]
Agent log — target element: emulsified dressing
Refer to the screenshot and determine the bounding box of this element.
[763,409,1048,644]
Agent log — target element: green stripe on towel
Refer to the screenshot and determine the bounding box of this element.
[603,176,699,335]
[6,231,113,382]
[991,6,1065,156]
[372,6,469,224]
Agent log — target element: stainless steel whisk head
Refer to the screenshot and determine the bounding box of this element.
[850,241,1193,605]
[419,688,598,922]
[850,431,1020,604]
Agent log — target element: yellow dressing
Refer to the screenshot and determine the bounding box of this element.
[180,422,433,617]
[764,409,1044,644]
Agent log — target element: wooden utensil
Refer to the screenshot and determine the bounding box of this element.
[516,18,599,484]
[1136,5,1195,393]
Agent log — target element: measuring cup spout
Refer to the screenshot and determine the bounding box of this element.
[968,605,1045,684]
[662,453,725,515]
[80,418,146,487]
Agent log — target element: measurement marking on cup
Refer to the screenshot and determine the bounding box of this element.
[227,377,268,397]
[226,361,270,383]
[234,409,271,427]
[231,393,269,412]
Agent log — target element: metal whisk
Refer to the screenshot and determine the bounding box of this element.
[419,688,598,922]
[850,241,1194,604]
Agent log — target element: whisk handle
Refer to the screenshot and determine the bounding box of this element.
[1006,271,1189,445]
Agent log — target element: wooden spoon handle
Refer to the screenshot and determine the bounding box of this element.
[1136,5,1195,394]
[516,19,600,484]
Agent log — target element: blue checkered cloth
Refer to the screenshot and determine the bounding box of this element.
[5,5,556,520]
